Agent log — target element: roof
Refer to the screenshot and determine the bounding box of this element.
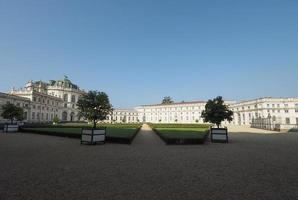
[141,100,206,107]
[0,92,30,102]
[233,97,298,105]
[49,76,79,89]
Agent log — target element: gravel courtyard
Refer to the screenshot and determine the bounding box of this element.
[1,125,298,200]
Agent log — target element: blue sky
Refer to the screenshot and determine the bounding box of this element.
[0,0,297,108]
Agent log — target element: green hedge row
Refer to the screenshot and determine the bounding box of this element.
[20,126,142,144]
[151,127,209,145]
[148,123,211,129]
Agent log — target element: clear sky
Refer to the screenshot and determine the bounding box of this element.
[0,0,297,108]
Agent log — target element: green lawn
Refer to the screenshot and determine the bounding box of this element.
[148,123,209,144]
[155,127,208,139]
[22,127,138,138]
[21,123,142,143]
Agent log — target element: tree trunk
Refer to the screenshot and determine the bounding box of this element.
[217,123,220,128]
[11,118,13,125]
[93,119,96,129]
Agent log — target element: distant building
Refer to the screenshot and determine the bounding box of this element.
[1,77,298,130]
[107,100,235,124]
[107,109,139,123]
[230,97,298,130]
[1,77,85,123]
[0,92,31,123]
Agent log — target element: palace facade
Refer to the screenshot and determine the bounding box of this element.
[0,77,84,123]
[1,78,298,130]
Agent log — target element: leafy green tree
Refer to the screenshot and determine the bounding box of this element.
[162,96,174,104]
[77,91,113,129]
[1,103,24,124]
[53,115,59,124]
[201,96,233,128]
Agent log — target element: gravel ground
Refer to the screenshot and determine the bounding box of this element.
[0,124,298,200]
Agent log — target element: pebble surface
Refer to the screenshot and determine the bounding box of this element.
[0,124,298,200]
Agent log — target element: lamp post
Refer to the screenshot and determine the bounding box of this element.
[93,106,101,129]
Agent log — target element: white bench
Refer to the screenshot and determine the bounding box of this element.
[210,128,228,143]
[81,128,106,145]
[4,125,19,133]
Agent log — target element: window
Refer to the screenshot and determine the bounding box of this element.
[33,105,36,109]
[33,97,36,102]
[267,104,270,108]
[284,104,288,107]
[47,100,49,104]
[63,94,68,102]
[286,118,290,124]
[64,103,67,108]
[285,110,289,113]
[32,112,35,119]
[272,104,275,108]
[296,110,298,113]
[71,95,76,103]
[38,98,41,102]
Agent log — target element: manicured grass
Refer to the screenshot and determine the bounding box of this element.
[155,128,208,139]
[20,123,142,144]
[149,123,210,144]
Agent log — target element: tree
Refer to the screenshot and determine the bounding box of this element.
[201,96,233,128]
[162,96,174,104]
[53,115,59,124]
[76,91,113,129]
[1,103,24,124]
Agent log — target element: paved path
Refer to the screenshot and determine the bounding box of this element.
[132,124,164,146]
[228,125,282,134]
[1,128,298,200]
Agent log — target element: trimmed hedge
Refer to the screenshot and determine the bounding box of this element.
[148,124,209,145]
[148,123,211,129]
[20,125,142,144]
[152,128,209,145]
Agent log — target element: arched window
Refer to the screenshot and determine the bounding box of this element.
[62,111,68,121]
[71,95,76,103]
[70,112,75,122]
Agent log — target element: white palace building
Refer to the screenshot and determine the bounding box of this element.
[0,77,84,123]
[1,77,298,130]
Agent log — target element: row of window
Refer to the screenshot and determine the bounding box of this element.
[145,111,201,116]
[33,96,59,106]
[235,103,298,111]
[144,106,203,112]
[113,112,138,116]
[146,116,201,122]
[32,105,59,112]
[31,112,58,120]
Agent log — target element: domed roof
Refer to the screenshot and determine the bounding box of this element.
[49,76,79,89]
